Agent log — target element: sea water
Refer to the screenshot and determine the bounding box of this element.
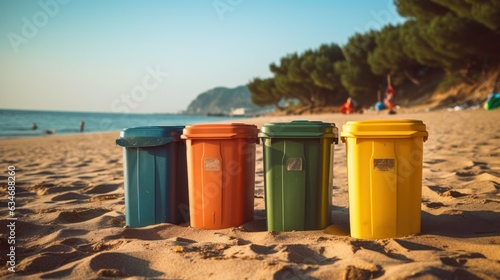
[0,109,243,139]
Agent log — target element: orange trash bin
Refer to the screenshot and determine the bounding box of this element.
[182,123,259,229]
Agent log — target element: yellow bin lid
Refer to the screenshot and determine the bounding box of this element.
[341,119,428,141]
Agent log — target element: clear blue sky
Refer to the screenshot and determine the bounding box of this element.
[0,0,404,113]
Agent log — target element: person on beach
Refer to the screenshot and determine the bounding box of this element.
[80,120,85,132]
[32,123,38,130]
[43,129,56,135]
[384,75,396,114]
[339,97,361,114]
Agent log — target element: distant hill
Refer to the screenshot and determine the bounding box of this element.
[184,85,273,115]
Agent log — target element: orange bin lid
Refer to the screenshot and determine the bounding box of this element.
[181,123,259,139]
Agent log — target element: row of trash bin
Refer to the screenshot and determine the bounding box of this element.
[116,120,428,239]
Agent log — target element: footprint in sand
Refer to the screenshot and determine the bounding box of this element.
[46,175,70,179]
[60,237,88,247]
[427,185,449,194]
[55,208,109,224]
[350,240,412,262]
[424,159,447,165]
[25,170,55,176]
[455,161,496,178]
[46,186,86,195]
[74,162,90,168]
[249,244,276,255]
[28,182,55,195]
[427,185,467,198]
[91,240,126,253]
[273,266,310,280]
[425,202,446,209]
[58,237,125,254]
[442,190,467,198]
[342,265,381,280]
[439,252,486,267]
[17,250,87,273]
[187,243,232,259]
[39,252,161,279]
[89,252,163,277]
[84,183,120,194]
[40,244,78,254]
[392,239,442,251]
[51,192,90,202]
[280,244,335,265]
[30,183,86,195]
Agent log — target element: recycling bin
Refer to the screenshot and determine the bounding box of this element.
[182,123,259,229]
[341,120,428,239]
[259,120,338,231]
[116,126,188,228]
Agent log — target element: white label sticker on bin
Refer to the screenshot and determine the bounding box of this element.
[374,159,395,171]
[204,158,221,171]
[287,158,303,171]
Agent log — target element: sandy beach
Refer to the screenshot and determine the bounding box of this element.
[1,108,499,279]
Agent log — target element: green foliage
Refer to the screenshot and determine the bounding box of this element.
[470,0,500,31]
[427,13,500,63]
[396,0,500,72]
[368,24,424,86]
[310,44,345,92]
[395,0,449,21]
[433,0,500,31]
[335,32,383,104]
[247,78,284,110]
[270,53,314,106]
[252,43,347,109]
[437,73,463,91]
[247,0,500,110]
[399,20,449,68]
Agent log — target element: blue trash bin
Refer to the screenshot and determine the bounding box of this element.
[116,126,189,227]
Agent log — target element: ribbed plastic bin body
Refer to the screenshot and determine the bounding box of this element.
[259,121,338,231]
[341,120,428,239]
[182,123,259,229]
[116,126,188,228]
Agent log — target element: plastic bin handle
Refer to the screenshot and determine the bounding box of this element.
[332,126,339,144]
[116,137,176,147]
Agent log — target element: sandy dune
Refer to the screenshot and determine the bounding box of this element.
[0,109,499,279]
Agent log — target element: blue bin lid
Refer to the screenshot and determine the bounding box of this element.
[116,126,184,147]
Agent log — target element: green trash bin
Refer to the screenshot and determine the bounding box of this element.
[259,121,338,231]
[116,126,189,228]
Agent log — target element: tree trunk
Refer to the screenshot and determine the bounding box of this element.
[404,70,420,85]
[459,68,476,85]
[308,88,320,113]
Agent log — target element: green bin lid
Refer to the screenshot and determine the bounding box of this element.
[116,126,184,147]
[341,119,428,140]
[259,120,338,142]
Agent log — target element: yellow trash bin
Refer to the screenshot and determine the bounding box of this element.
[341,120,428,239]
